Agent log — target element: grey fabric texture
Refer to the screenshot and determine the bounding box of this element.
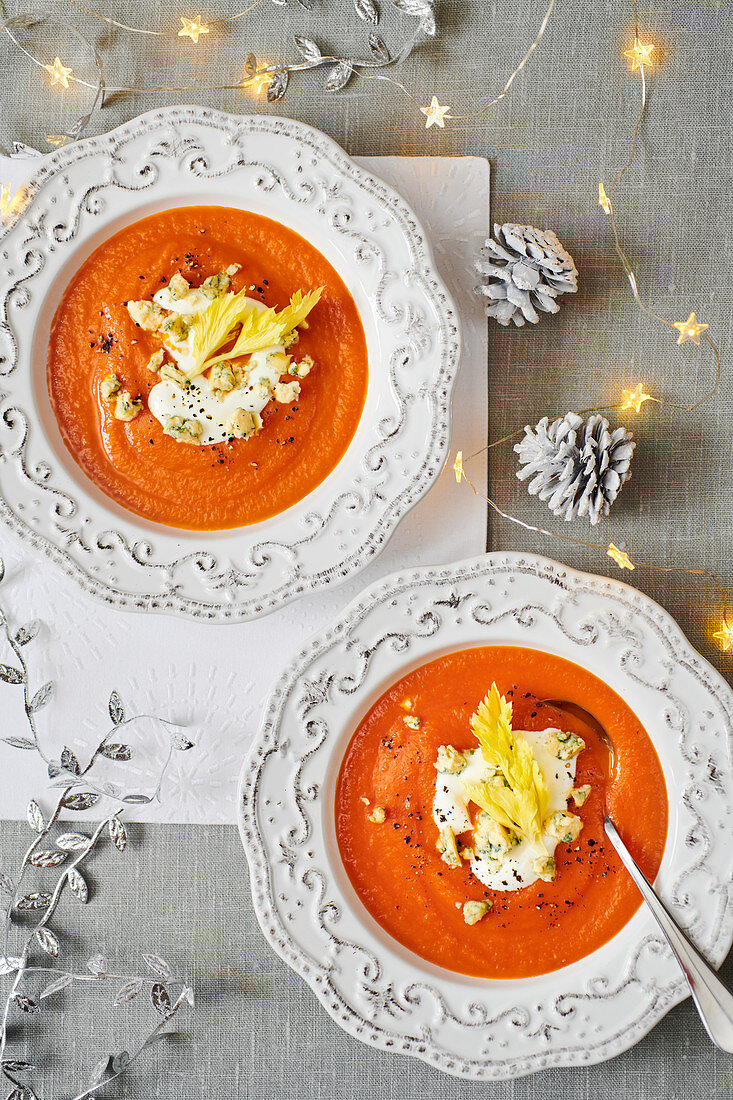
[0,0,732,1096]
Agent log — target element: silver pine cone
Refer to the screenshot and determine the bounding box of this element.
[476,223,578,327]
[515,412,635,525]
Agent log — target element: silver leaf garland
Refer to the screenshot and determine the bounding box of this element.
[28,850,68,868]
[294,34,321,61]
[0,559,193,1099]
[113,980,143,1006]
[143,955,171,981]
[108,817,127,851]
[150,983,172,1017]
[55,834,90,851]
[16,893,51,912]
[354,0,379,23]
[368,32,390,61]
[66,867,88,904]
[108,691,125,725]
[12,994,40,1015]
[60,748,80,776]
[86,953,107,977]
[39,974,73,1000]
[110,1051,130,1074]
[28,683,53,713]
[35,928,60,958]
[98,744,132,761]
[266,69,289,102]
[326,59,353,91]
[62,792,99,812]
[14,623,39,647]
[0,666,24,685]
[25,802,44,834]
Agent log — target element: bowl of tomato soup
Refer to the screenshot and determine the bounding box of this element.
[46,206,369,531]
[335,644,668,980]
[2,108,461,619]
[241,553,733,1077]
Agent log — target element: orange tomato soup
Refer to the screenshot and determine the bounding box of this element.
[47,207,368,530]
[336,645,668,979]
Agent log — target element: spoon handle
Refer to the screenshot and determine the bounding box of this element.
[604,816,733,1052]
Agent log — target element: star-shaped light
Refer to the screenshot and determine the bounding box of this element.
[672,312,709,346]
[713,620,733,652]
[453,450,464,483]
[623,39,655,70]
[44,56,73,88]
[598,181,612,214]
[243,71,272,95]
[420,96,451,129]
[607,543,635,570]
[621,382,651,413]
[178,16,209,43]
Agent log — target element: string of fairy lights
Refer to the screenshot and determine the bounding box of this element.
[453,20,731,656]
[0,0,557,135]
[0,0,729,656]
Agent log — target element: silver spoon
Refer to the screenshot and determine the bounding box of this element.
[544,697,733,1052]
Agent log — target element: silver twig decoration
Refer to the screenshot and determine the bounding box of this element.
[243,0,435,102]
[0,791,194,1100]
[0,554,195,1098]
[0,557,194,808]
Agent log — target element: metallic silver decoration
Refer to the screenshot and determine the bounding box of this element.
[13,624,39,648]
[476,223,579,327]
[0,563,194,803]
[28,683,53,713]
[143,955,171,981]
[107,818,127,851]
[108,692,125,725]
[59,748,80,776]
[0,559,193,1098]
[515,412,635,526]
[0,789,193,1098]
[25,802,44,834]
[54,834,90,851]
[150,983,172,1017]
[86,954,107,977]
[354,0,379,23]
[34,928,59,958]
[250,0,435,99]
[39,975,73,999]
[0,667,23,685]
[98,743,132,760]
[61,792,99,812]
[28,851,68,868]
[66,867,88,903]
[266,69,289,102]
[15,893,51,911]
[113,980,143,1006]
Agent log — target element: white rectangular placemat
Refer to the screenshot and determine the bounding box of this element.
[0,155,489,824]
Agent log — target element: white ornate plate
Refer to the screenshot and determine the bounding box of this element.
[0,106,460,621]
[239,552,733,1079]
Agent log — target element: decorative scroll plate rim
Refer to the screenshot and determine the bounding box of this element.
[238,551,733,1080]
[0,105,461,622]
